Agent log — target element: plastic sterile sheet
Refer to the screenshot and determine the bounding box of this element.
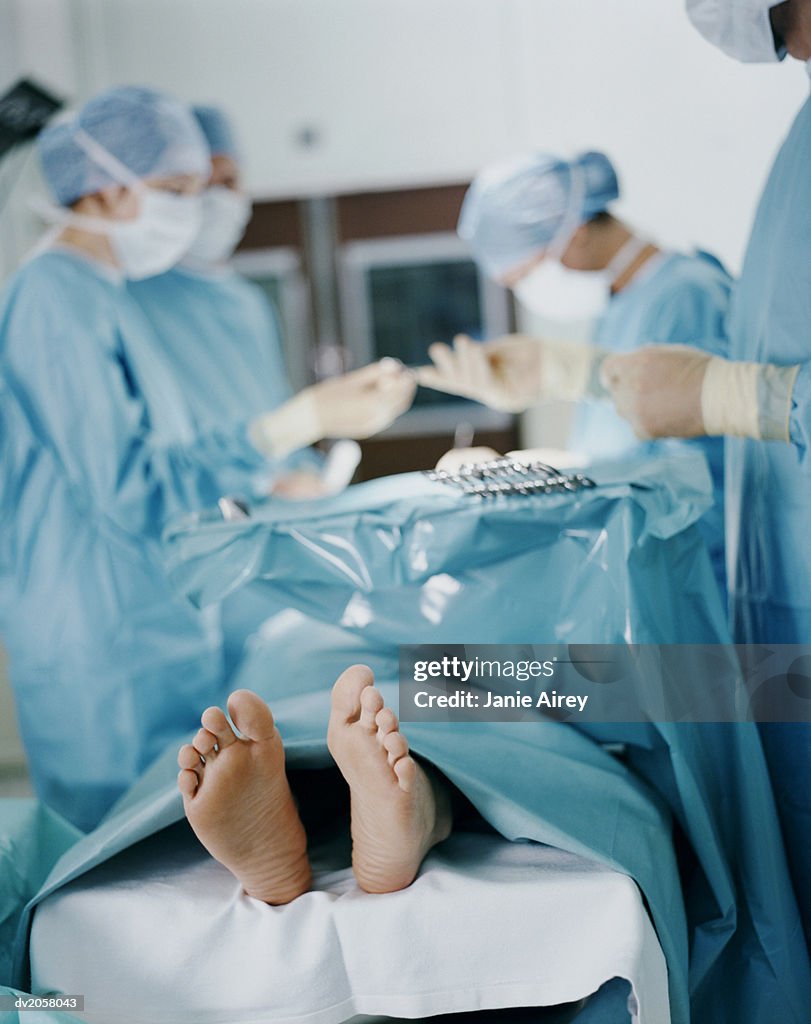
[0,801,79,988]
[0,801,83,1023]
[9,454,811,1024]
[163,453,727,646]
[229,613,810,1024]
[160,451,810,1021]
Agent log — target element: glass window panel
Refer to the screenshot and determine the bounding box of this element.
[366,260,483,406]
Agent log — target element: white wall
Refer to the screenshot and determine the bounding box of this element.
[61,0,810,274]
[75,0,524,197]
[512,0,808,272]
[2,0,809,273]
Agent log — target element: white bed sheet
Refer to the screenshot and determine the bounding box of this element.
[30,824,670,1024]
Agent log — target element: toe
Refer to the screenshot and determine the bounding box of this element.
[394,756,417,793]
[360,686,384,731]
[201,706,237,749]
[331,664,376,724]
[383,731,409,766]
[178,743,202,771]
[193,728,218,758]
[177,768,199,799]
[227,690,276,742]
[375,707,398,741]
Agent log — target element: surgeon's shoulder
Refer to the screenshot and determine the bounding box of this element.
[0,250,119,356]
[657,251,731,301]
[227,271,284,328]
[224,270,273,307]
[4,250,120,310]
[662,250,732,296]
[646,252,732,351]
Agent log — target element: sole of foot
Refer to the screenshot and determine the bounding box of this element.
[177,689,312,905]
[327,664,452,894]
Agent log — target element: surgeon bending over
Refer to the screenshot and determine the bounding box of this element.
[419,150,730,592]
[128,105,327,501]
[177,668,452,902]
[0,86,414,830]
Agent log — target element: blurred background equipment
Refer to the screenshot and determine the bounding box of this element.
[0,77,62,162]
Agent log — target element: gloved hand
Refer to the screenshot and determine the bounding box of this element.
[416,334,540,412]
[601,345,710,438]
[250,359,416,458]
[416,333,606,412]
[601,344,800,441]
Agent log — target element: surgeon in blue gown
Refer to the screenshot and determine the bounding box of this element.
[129,105,322,498]
[128,106,325,668]
[601,0,811,947]
[0,87,414,831]
[418,150,730,595]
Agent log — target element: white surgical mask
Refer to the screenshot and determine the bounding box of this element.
[513,235,649,323]
[34,190,202,280]
[49,187,201,280]
[52,127,202,280]
[186,186,252,264]
[685,0,782,63]
[514,261,610,322]
[110,189,202,279]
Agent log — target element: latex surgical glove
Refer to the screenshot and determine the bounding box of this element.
[601,345,709,439]
[435,446,502,473]
[601,344,800,441]
[250,359,416,458]
[415,333,606,413]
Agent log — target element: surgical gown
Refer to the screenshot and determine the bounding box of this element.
[725,92,811,947]
[127,264,292,451]
[0,248,273,831]
[128,263,323,668]
[570,251,730,594]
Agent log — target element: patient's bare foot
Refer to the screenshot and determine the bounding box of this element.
[327,665,452,894]
[177,690,311,904]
